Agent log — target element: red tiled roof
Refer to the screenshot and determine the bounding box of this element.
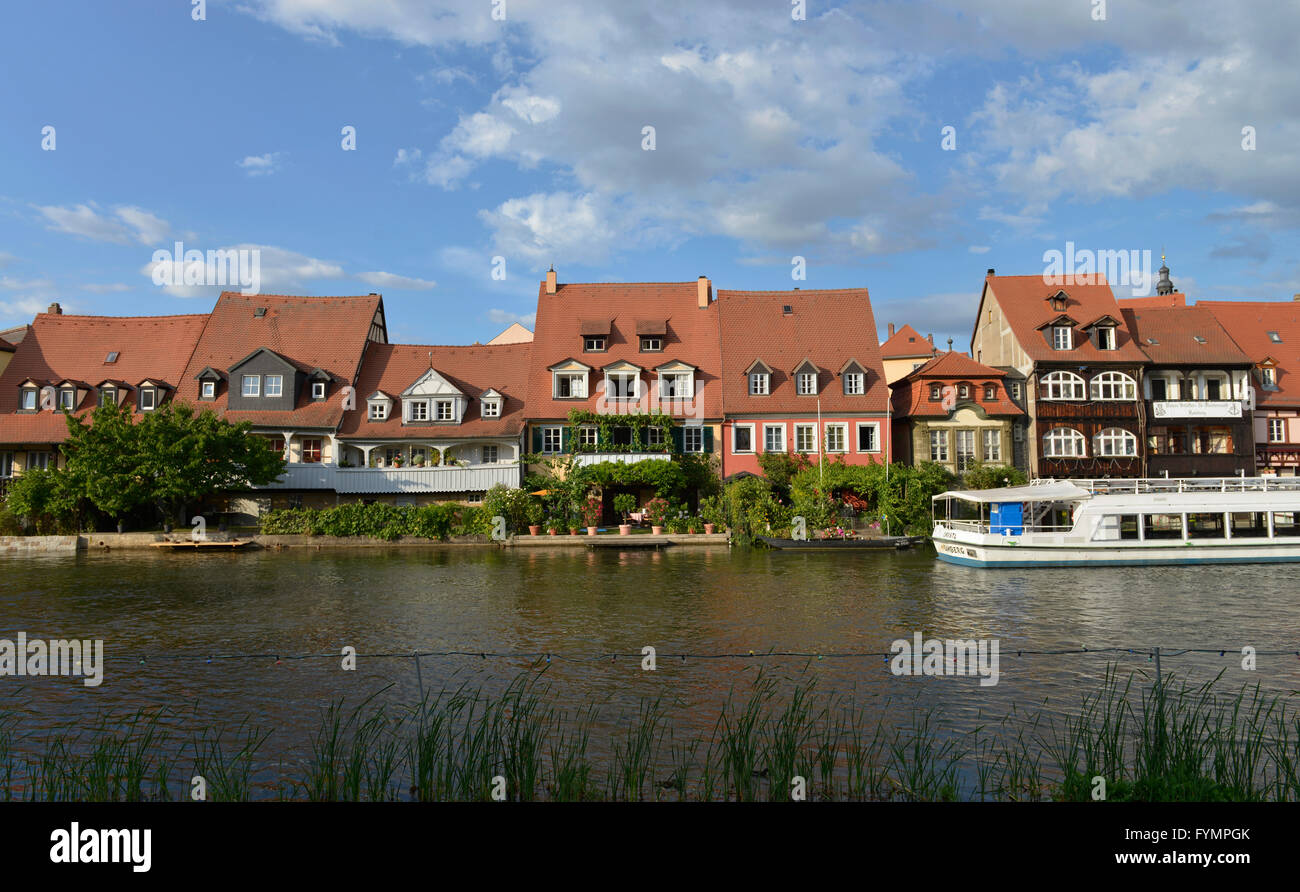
[0,312,208,444]
[890,351,1024,418]
[1118,293,1187,309]
[985,274,1147,363]
[339,342,531,439]
[525,281,722,418]
[177,292,383,429]
[717,288,888,414]
[879,323,936,358]
[1199,300,1300,406]
[1120,306,1250,365]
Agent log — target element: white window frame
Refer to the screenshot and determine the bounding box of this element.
[21,389,37,411]
[435,400,454,421]
[1261,367,1276,389]
[1052,325,1073,351]
[265,374,283,398]
[763,424,786,453]
[645,426,664,448]
[554,372,587,399]
[242,375,260,398]
[956,429,977,471]
[139,388,156,411]
[843,372,864,395]
[983,429,1002,463]
[929,430,949,462]
[1268,418,1285,443]
[482,399,501,418]
[749,373,770,396]
[59,389,75,410]
[658,372,693,399]
[578,425,599,448]
[201,380,216,399]
[1090,371,1137,401]
[368,401,388,421]
[856,422,880,453]
[583,336,606,352]
[732,423,755,454]
[683,426,704,453]
[1095,326,1116,350]
[794,423,817,453]
[640,336,662,352]
[481,445,499,464]
[408,400,430,422]
[1044,426,1088,458]
[311,381,326,400]
[824,423,848,453]
[541,426,564,454]
[1094,427,1138,458]
[605,371,640,401]
[797,372,817,395]
[1042,371,1086,401]
[27,451,52,471]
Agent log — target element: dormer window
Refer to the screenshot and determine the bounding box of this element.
[749,372,769,395]
[1048,291,1069,312]
[242,375,260,397]
[843,372,864,395]
[584,336,606,352]
[369,402,388,421]
[99,386,117,407]
[554,371,587,399]
[984,385,997,400]
[1095,326,1116,350]
[20,387,37,411]
[1261,367,1277,389]
[957,384,970,399]
[201,381,216,400]
[139,388,157,411]
[606,371,639,400]
[930,384,942,401]
[408,400,429,422]
[59,388,76,411]
[482,399,501,418]
[435,400,455,421]
[797,372,817,395]
[640,337,662,352]
[659,371,693,399]
[264,375,283,398]
[1052,325,1073,351]
[311,381,326,400]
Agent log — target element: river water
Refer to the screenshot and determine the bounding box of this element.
[3,545,1298,795]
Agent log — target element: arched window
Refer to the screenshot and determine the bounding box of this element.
[1041,371,1086,401]
[1090,371,1137,401]
[1094,427,1138,458]
[1043,427,1087,458]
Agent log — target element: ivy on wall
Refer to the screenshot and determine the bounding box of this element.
[564,409,676,454]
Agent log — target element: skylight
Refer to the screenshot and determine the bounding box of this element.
[1193,336,1207,344]
[1267,331,1282,343]
[105,351,119,363]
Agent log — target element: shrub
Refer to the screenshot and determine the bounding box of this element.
[961,464,1028,490]
[255,502,490,540]
[613,493,637,522]
[642,497,669,526]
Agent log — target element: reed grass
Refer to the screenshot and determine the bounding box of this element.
[3,666,1298,802]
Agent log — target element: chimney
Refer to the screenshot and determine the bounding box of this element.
[888,322,896,338]
[47,302,62,315]
[1293,294,1300,302]
[927,333,934,345]
[986,268,995,277]
[545,266,557,295]
[697,275,711,309]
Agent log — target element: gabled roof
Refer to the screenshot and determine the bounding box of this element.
[1120,293,1187,309]
[485,322,533,345]
[340,342,531,439]
[1119,306,1251,366]
[717,288,888,414]
[879,324,935,359]
[0,311,208,444]
[1199,299,1300,405]
[176,292,384,430]
[526,280,721,418]
[981,274,1146,363]
[891,351,1024,418]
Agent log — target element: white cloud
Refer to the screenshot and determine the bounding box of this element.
[140,244,346,298]
[35,202,173,246]
[355,270,437,290]
[237,152,285,176]
[80,283,132,293]
[968,245,991,254]
[487,308,536,327]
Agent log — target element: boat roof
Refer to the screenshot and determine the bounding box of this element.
[933,482,1093,504]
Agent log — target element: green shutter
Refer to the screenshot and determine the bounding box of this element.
[561,427,572,453]
[671,426,685,454]
[703,427,714,453]
[531,426,543,453]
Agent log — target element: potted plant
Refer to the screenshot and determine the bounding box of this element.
[643,496,669,535]
[339,457,354,468]
[613,493,637,536]
[392,454,405,468]
[412,453,425,467]
[699,495,723,534]
[581,493,602,535]
[546,515,560,536]
[526,498,544,536]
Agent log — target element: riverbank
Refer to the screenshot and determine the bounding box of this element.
[0,531,734,551]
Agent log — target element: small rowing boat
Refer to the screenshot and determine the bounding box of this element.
[149,539,254,551]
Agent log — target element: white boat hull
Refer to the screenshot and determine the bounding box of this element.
[932,527,1300,568]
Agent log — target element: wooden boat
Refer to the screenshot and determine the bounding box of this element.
[149,539,254,551]
[932,476,1300,568]
[759,535,925,550]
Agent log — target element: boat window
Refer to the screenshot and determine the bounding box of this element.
[1273,513,1300,537]
[1230,512,1269,538]
[1092,515,1140,541]
[1187,512,1226,539]
[1143,513,1184,540]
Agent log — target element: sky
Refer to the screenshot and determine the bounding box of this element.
[1,0,1297,349]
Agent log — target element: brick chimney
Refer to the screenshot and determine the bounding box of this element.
[888,322,896,338]
[545,266,557,295]
[986,268,995,277]
[697,275,711,309]
[927,333,934,345]
[47,302,62,315]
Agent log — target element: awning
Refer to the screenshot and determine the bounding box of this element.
[579,318,611,336]
[635,318,666,335]
[932,482,1092,504]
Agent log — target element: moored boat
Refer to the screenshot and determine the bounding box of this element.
[931,477,1300,567]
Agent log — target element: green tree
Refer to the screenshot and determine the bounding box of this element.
[61,399,150,530]
[961,463,1027,490]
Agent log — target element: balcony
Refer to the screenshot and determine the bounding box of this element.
[256,462,521,493]
[570,452,672,467]
[1150,399,1245,420]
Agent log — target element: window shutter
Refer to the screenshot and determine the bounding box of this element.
[561,427,571,453]
[703,427,714,453]
[671,426,685,454]
[531,426,543,453]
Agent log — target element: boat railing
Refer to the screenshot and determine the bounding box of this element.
[939,519,1075,534]
[1032,476,1300,495]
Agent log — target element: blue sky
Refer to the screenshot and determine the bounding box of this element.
[2,0,1295,348]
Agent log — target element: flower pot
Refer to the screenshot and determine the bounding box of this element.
[528,525,541,536]
[619,524,631,536]
[569,528,579,536]
[651,525,664,535]
[704,523,715,534]
[547,528,557,536]
[587,526,597,536]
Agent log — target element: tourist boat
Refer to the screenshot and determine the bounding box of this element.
[931,477,1300,567]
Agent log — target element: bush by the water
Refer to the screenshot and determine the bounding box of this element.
[258,502,490,540]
